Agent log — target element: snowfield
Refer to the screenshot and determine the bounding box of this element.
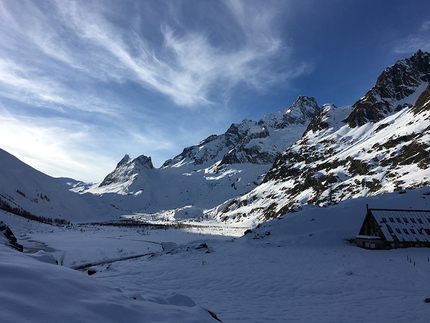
[2,188,430,322]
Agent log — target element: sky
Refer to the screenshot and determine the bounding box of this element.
[1,0,430,182]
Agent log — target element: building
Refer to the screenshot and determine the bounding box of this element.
[356,206,430,249]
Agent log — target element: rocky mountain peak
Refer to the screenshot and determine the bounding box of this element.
[259,95,321,128]
[99,154,153,187]
[162,97,321,169]
[218,96,321,166]
[287,95,321,121]
[134,155,154,170]
[345,50,430,127]
[117,154,131,167]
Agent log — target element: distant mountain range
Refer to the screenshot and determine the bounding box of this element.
[71,94,322,220]
[1,50,430,225]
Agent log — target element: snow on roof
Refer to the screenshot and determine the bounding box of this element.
[370,209,430,243]
[356,235,382,240]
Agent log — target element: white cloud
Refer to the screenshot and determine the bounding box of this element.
[0,58,124,116]
[0,114,108,181]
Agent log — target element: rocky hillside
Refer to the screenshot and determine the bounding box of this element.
[210,50,430,223]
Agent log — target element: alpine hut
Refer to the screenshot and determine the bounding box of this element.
[356,206,430,249]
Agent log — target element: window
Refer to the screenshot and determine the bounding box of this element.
[389,217,394,223]
[403,229,409,234]
[427,218,430,223]
[418,218,423,224]
[396,218,402,223]
[410,229,416,234]
[403,218,409,223]
[410,218,416,224]
[424,229,430,235]
[396,228,401,233]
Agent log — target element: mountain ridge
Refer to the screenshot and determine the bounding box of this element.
[72,95,322,219]
[209,50,430,224]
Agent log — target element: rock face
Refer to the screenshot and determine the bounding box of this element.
[163,95,322,168]
[345,50,430,127]
[0,221,23,252]
[209,50,430,223]
[218,96,322,166]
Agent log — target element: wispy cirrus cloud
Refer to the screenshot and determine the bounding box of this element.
[0,58,122,116]
[56,0,297,106]
[395,20,430,54]
[0,113,111,181]
[0,0,304,109]
[419,21,430,32]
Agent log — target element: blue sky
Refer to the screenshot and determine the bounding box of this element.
[1,0,429,182]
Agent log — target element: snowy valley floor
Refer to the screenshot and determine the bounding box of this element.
[2,191,430,322]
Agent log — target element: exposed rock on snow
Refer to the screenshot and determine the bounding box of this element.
[99,154,154,187]
[0,221,23,251]
[163,95,321,168]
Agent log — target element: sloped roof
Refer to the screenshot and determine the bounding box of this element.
[370,209,430,243]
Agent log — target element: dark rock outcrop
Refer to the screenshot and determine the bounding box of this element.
[0,221,23,252]
[345,50,430,127]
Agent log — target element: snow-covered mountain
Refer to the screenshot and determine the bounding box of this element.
[0,148,120,223]
[2,51,430,227]
[75,96,321,218]
[211,50,430,223]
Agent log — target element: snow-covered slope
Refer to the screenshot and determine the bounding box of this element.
[0,241,217,323]
[211,50,430,223]
[75,96,321,218]
[0,148,120,222]
[2,188,430,323]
